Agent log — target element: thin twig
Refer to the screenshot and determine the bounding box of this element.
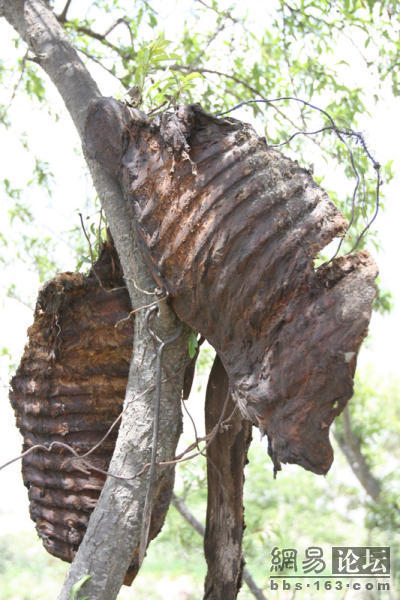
[194,0,239,24]
[77,46,126,86]
[114,296,168,329]
[79,211,113,291]
[171,493,268,600]
[268,125,333,147]
[7,50,28,109]
[217,97,382,257]
[0,440,83,473]
[103,17,127,37]
[1,400,237,482]
[123,276,160,296]
[191,21,227,67]
[80,390,234,478]
[217,97,380,166]
[138,306,183,566]
[348,165,381,253]
[96,206,104,253]
[78,212,95,268]
[171,65,303,133]
[96,16,136,52]
[1,360,191,474]
[4,284,34,311]
[64,358,194,465]
[57,0,73,23]
[161,349,233,506]
[58,20,126,57]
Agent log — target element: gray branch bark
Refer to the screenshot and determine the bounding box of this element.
[0,2,189,599]
[334,406,381,502]
[171,494,268,600]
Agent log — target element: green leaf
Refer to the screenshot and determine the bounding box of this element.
[182,72,203,82]
[70,574,91,600]
[188,331,198,359]
[367,0,375,12]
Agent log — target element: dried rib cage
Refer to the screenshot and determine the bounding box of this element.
[86,100,378,475]
[10,242,171,584]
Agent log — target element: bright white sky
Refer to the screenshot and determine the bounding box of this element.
[0,0,399,542]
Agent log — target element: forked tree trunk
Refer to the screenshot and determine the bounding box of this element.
[0,3,189,599]
[204,356,252,599]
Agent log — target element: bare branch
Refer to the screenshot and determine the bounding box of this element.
[114,296,168,329]
[334,406,381,502]
[194,0,239,25]
[57,17,129,58]
[191,21,226,66]
[57,0,72,23]
[77,46,127,86]
[103,16,134,47]
[171,494,268,600]
[7,49,28,107]
[216,96,381,258]
[3,283,34,311]
[171,64,303,132]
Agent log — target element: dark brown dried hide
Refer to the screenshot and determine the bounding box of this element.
[85,99,377,475]
[9,242,172,585]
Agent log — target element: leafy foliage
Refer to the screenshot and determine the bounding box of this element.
[69,574,91,600]
[187,331,199,359]
[1,0,398,310]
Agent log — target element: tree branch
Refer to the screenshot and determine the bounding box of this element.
[0,2,188,599]
[334,406,381,502]
[171,494,268,600]
[170,64,304,133]
[203,356,252,599]
[57,0,72,23]
[77,45,126,86]
[61,21,127,56]
[103,15,134,44]
[56,12,133,60]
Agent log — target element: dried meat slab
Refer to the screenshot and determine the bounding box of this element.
[85,99,377,475]
[9,241,173,584]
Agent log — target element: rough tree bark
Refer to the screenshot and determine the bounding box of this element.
[203,356,252,599]
[0,2,189,599]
